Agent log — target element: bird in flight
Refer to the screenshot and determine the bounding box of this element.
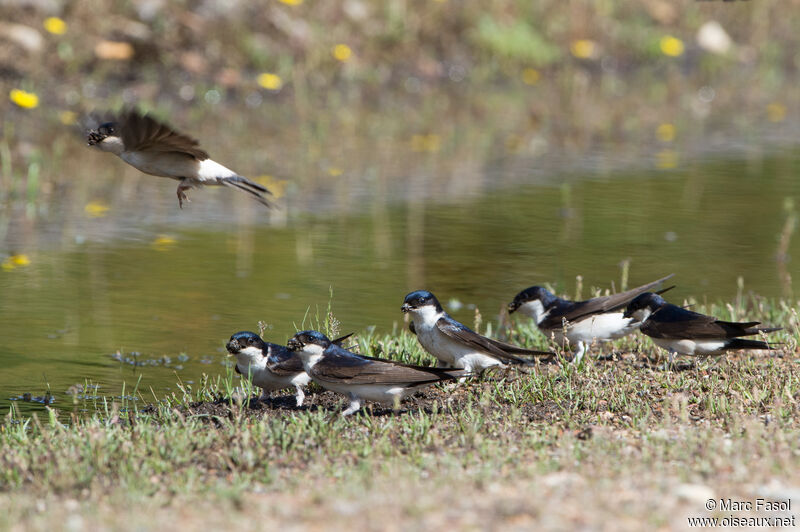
[86,110,272,208]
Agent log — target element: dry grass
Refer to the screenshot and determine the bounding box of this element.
[2,300,799,530]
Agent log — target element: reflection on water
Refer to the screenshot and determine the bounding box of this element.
[0,147,798,418]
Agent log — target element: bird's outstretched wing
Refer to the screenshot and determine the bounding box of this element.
[120,110,209,160]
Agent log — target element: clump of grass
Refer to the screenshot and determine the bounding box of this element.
[1,293,798,529]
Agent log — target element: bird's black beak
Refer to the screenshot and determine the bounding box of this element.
[401,303,412,313]
[225,340,238,354]
[507,301,519,314]
[86,131,102,146]
[622,309,633,319]
[287,337,303,351]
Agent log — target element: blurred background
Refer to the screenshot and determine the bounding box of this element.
[0,0,798,416]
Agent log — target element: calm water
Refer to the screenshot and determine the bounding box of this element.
[1,140,798,418]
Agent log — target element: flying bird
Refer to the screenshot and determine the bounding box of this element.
[86,110,272,208]
[287,330,467,416]
[508,275,674,363]
[623,292,781,365]
[401,290,552,373]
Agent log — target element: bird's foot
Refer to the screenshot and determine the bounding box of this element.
[177,186,191,209]
[341,396,362,416]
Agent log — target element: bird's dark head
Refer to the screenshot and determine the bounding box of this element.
[508,286,555,314]
[87,121,118,146]
[401,290,443,314]
[287,330,331,352]
[226,331,266,355]
[623,292,666,320]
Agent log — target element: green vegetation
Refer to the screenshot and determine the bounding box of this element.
[2,296,798,529]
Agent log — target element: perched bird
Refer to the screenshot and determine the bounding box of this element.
[507,274,674,363]
[287,330,467,416]
[401,290,552,373]
[226,331,311,406]
[86,110,272,208]
[226,331,354,407]
[623,292,781,365]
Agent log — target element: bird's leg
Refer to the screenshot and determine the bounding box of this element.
[176,181,191,208]
[664,348,676,371]
[572,341,586,365]
[457,362,475,384]
[341,394,362,416]
[294,386,305,408]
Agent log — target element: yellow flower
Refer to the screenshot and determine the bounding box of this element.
[656,150,678,169]
[84,201,110,218]
[411,134,441,153]
[660,36,684,57]
[656,123,676,143]
[43,17,67,35]
[327,167,343,177]
[59,110,77,125]
[2,254,31,271]
[9,89,39,109]
[332,44,353,62]
[255,175,288,199]
[767,103,786,123]
[570,40,596,59]
[152,235,177,250]
[257,72,283,91]
[278,0,302,4]
[521,68,540,85]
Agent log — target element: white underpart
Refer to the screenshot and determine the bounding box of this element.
[297,343,422,415]
[652,338,728,358]
[295,343,326,370]
[321,382,413,415]
[409,305,504,373]
[519,301,639,364]
[96,136,125,155]
[234,346,310,405]
[517,300,549,325]
[629,308,653,324]
[109,142,239,187]
[196,158,239,184]
[568,312,638,342]
[119,150,199,180]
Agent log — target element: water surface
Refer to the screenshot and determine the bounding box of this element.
[1,133,798,419]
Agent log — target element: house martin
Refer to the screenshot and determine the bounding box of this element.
[86,110,272,208]
[226,331,311,406]
[508,274,674,363]
[401,290,552,373]
[287,330,467,416]
[623,292,782,365]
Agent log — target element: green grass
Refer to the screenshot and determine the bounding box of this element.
[1,295,798,529]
